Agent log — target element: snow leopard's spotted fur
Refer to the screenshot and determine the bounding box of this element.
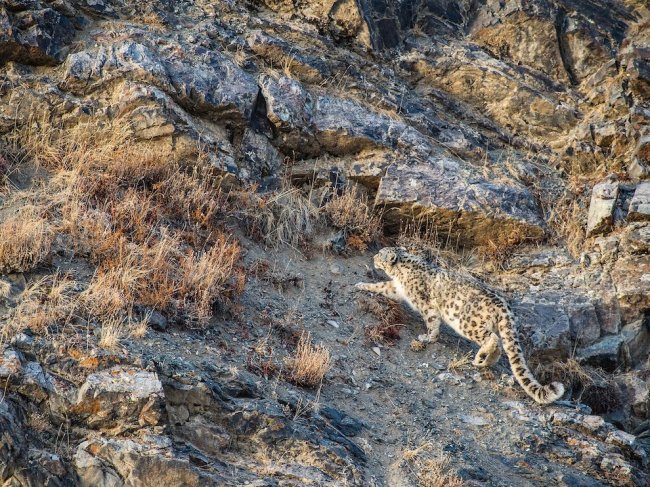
[356,247,564,405]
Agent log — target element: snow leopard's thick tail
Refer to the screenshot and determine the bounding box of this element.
[497,314,565,405]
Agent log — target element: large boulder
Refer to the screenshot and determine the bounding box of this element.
[611,256,650,324]
[375,158,545,248]
[63,41,259,126]
[405,46,579,140]
[586,178,619,237]
[74,435,229,487]
[71,366,164,431]
[628,182,650,222]
[0,2,76,66]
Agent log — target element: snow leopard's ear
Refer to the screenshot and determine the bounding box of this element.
[383,248,399,265]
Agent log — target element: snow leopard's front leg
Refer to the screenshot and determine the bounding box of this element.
[355,281,401,301]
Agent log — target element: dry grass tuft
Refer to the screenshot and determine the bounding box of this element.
[322,187,382,251]
[416,456,465,487]
[0,280,11,299]
[0,206,53,273]
[534,357,593,392]
[285,332,331,387]
[364,322,403,344]
[476,226,527,269]
[410,339,427,352]
[0,117,244,348]
[238,187,319,249]
[98,315,126,350]
[533,357,622,413]
[358,295,408,345]
[178,235,241,323]
[402,443,464,487]
[447,352,473,371]
[5,274,78,340]
[545,178,590,256]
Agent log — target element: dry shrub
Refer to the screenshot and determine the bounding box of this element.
[533,358,622,413]
[476,226,527,268]
[0,206,53,273]
[397,218,442,261]
[153,164,226,230]
[545,179,590,256]
[447,352,472,372]
[238,187,319,249]
[178,235,241,323]
[6,274,78,339]
[402,443,464,487]
[14,118,173,186]
[358,295,407,345]
[285,332,331,387]
[364,322,403,344]
[416,457,464,487]
[397,217,473,270]
[322,187,382,251]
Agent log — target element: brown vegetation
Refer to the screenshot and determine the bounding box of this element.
[321,187,383,251]
[358,295,408,345]
[0,207,53,273]
[401,443,464,487]
[284,332,332,387]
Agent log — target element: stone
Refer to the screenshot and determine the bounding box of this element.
[63,40,259,125]
[0,3,76,65]
[635,134,650,165]
[246,30,331,84]
[291,151,395,189]
[311,95,407,156]
[629,158,650,180]
[577,335,625,372]
[512,300,572,353]
[376,159,545,248]
[610,256,650,324]
[0,401,26,481]
[239,128,284,184]
[74,435,229,487]
[627,47,650,99]
[616,373,649,419]
[408,46,579,141]
[258,74,318,157]
[72,366,164,431]
[586,179,619,237]
[460,414,490,426]
[620,319,650,366]
[0,349,22,378]
[628,182,650,222]
[622,224,650,254]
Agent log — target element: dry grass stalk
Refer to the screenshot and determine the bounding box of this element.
[533,357,622,413]
[358,295,407,345]
[238,187,319,249]
[322,187,382,251]
[285,332,331,387]
[8,274,77,337]
[178,234,241,324]
[402,443,464,487]
[0,206,53,273]
[99,315,126,350]
[447,352,473,371]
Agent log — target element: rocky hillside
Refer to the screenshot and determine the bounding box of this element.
[0,0,649,485]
